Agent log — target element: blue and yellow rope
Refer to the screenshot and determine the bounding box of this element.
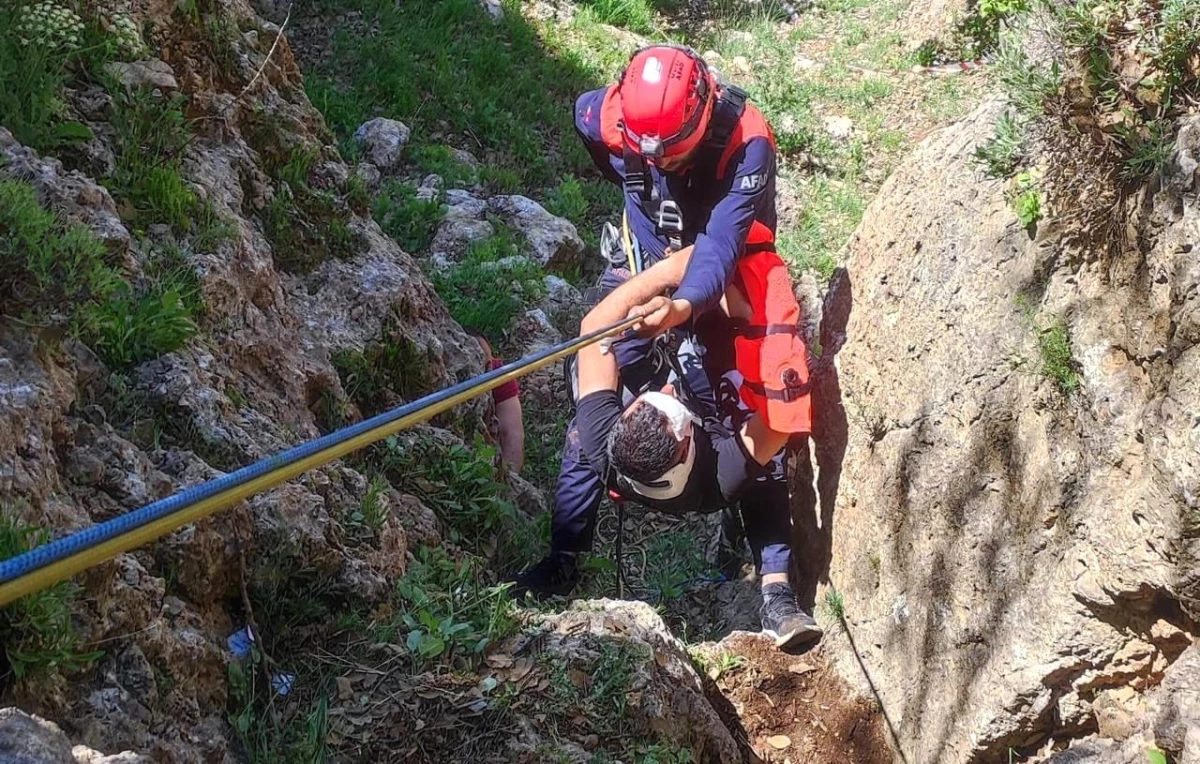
[0,316,641,607]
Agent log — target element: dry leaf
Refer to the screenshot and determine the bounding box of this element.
[510,658,534,682]
[337,676,354,700]
[486,653,514,669]
[568,668,591,689]
[767,735,792,750]
[787,662,816,675]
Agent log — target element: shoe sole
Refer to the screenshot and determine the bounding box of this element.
[764,624,824,650]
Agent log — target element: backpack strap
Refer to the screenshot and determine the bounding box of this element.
[706,85,748,150]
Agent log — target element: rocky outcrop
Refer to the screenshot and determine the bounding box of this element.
[816,101,1199,762]
[487,194,585,270]
[317,600,743,762]
[0,0,486,755]
[1043,644,1200,763]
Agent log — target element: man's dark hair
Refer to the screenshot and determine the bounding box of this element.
[607,401,678,483]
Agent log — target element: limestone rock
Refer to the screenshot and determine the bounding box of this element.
[354,162,382,191]
[487,194,584,270]
[0,128,131,254]
[822,99,1200,763]
[0,708,148,764]
[0,708,76,764]
[529,601,742,762]
[103,59,179,91]
[353,118,410,171]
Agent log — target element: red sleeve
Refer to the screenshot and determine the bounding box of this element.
[489,358,520,403]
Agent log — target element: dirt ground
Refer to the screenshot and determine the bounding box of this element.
[702,633,894,764]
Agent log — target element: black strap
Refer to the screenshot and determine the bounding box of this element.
[623,143,654,202]
[742,377,813,401]
[726,320,800,339]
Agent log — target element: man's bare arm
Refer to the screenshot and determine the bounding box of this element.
[576,252,692,399]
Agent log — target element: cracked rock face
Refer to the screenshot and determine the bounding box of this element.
[817,102,1200,762]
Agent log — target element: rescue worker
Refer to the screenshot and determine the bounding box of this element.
[512,45,813,644]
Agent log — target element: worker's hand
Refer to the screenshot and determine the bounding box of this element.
[627,296,693,338]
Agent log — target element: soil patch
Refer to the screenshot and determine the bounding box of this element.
[705,633,894,764]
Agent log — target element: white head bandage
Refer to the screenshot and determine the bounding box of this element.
[639,392,699,441]
[621,392,700,500]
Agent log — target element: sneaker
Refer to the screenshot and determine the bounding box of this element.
[760,582,823,649]
[509,552,580,600]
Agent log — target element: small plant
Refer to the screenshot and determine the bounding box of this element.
[1010,170,1042,227]
[433,230,546,348]
[364,434,536,569]
[544,175,590,224]
[1120,118,1175,179]
[78,284,198,367]
[1036,318,1079,396]
[1145,749,1168,764]
[993,32,1063,119]
[372,181,445,253]
[644,530,712,601]
[108,88,199,231]
[820,586,846,623]
[975,110,1026,179]
[347,475,391,538]
[226,643,331,763]
[0,513,103,683]
[107,13,150,59]
[392,547,518,667]
[688,647,746,680]
[13,2,85,51]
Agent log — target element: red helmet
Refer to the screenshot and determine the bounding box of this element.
[618,45,716,160]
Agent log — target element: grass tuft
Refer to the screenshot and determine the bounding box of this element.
[372,181,445,253]
[433,230,547,348]
[0,512,103,684]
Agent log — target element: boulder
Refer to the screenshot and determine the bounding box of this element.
[353,118,411,172]
[487,194,584,270]
[0,708,149,764]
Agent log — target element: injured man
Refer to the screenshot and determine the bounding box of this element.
[520,222,824,649]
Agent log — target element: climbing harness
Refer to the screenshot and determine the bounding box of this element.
[0,315,643,607]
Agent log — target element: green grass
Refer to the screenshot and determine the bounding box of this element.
[107,87,201,231]
[0,180,200,368]
[433,231,547,348]
[0,513,102,684]
[330,327,438,416]
[364,434,541,572]
[645,529,713,601]
[576,0,659,34]
[372,181,445,253]
[306,0,607,189]
[410,144,479,189]
[820,586,846,623]
[391,546,519,667]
